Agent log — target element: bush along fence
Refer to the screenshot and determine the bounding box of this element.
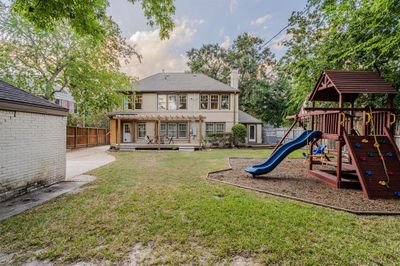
[67,126,110,149]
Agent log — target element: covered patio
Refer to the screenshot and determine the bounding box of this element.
[109,113,205,150]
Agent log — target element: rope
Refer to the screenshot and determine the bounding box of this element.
[368,106,391,188]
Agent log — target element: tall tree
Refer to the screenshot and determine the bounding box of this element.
[281,0,400,115]
[187,33,285,126]
[0,6,137,117]
[10,0,175,41]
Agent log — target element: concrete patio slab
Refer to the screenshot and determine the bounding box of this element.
[0,146,115,221]
[66,145,115,179]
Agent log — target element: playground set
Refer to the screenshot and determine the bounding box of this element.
[246,70,400,199]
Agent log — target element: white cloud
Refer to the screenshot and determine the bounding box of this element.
[229,0,238,14]
[271,33,292,50]
[250,14,272,26]
[220,36,231,49]
[121,18,203,79]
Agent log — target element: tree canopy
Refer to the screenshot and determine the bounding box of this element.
[281,0,400,115]
[0,5,137,120]
[187,33,286,126]
[10,0,175,41]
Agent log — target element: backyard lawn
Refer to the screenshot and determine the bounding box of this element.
[1,149,400,264]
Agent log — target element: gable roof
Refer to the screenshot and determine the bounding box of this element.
[239,110,263,124]
[0,80,68,116]
[131,73,240,93]
[309,70,397,102]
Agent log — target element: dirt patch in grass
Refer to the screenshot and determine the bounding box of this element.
[208,158,400,213]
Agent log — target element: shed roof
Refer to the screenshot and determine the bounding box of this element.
[131,73,240,93]
[238,110,263,124]
[309,71,397,102]
[0,80,68,116]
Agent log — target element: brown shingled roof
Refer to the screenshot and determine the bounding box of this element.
[309,71,397,102]
[0,80,68,116]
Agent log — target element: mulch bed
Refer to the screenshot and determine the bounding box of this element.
[207,158,400,214]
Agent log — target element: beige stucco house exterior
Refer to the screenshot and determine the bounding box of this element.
[108,72,263,149]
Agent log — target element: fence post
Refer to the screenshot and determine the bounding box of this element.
[86,128,89,147]
[74,127,77,149]
[96,128,99,145]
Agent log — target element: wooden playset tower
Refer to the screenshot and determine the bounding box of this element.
[297,70,400,199]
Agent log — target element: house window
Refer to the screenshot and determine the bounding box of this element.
[210,95,219,109]
[137,122,146,138]
[206,123,214,136]
[124,124,130,133]
[168,95,177,110]
[55,99,60,105]
[215,123,225,132]
[135,94,142,109]
[158,95,167,110]
[127,95,134,109]
[178,123,188,138]
[206,122,226,135]
[159,94,187,110]
[220,95,229,110]
[168,123,177,138]
[200,95,209,109]
[179,95,187,110]
[125,94,141,110]
[160,123,167,137]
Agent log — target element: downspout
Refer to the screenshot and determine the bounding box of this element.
[233,92,237,124]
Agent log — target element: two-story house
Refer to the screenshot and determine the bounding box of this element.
[108,71,263,150]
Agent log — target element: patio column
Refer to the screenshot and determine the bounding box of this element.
[157,119,161,150]
[188,121,191,143]
[199,118,203,146]
[117,118,121,147]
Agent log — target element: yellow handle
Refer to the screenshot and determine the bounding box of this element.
[390,113,396,126]
[366,113,372,125]
[339,113,346,126]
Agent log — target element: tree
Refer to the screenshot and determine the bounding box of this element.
[186,44,231,84]
[280,0,400,115]
[231,123,247,146]
[0,6,136,119]
[10,0,175,41]
[186,33,284,126]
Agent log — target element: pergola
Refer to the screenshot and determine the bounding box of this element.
[111,114,206,147]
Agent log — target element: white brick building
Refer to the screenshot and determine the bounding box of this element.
[0,80,68,201]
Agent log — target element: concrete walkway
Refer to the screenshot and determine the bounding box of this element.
[66,145,115,180]
[0,146,115,221]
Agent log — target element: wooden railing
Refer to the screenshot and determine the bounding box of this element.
[293,108,394,137]
[67,126,110,149]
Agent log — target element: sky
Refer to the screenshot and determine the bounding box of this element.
[107,0,308,79]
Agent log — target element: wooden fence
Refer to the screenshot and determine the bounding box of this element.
[67,126,110,149]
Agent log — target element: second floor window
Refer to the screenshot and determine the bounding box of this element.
[126,94,142,110]
[158,95,167,110]
[158,94,187,110]
[135,95,142,109]
[221,95,230,109]
[168,95,177,110]
[210,95,219,109]
[200,94,230,110]
[179,95,187,109]
[200,95,209,109]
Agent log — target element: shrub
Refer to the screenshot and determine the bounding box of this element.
[206,132,233,147]
[231,123,247,146]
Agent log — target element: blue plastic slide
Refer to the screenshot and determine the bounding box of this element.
[245,130,322,176]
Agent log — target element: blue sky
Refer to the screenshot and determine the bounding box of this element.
[108,0,308,79]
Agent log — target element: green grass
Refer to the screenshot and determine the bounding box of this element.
[1,149,400,264]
